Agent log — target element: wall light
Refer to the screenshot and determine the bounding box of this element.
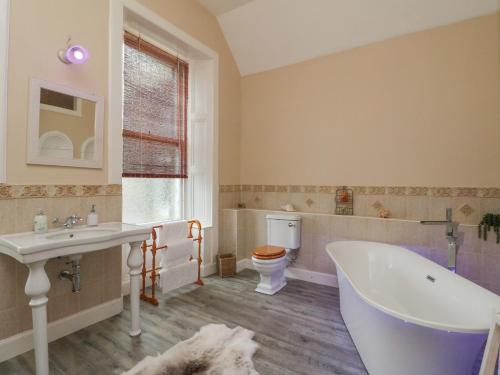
[58,37,89,65]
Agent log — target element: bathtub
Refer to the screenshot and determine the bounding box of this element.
[326,241,500,375]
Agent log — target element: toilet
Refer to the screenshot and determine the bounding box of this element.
[252,214,301,295]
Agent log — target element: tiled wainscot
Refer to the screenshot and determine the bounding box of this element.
[219,185,500,295]
[0,184,122,340]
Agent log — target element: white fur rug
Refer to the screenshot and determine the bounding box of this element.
[122,324,260,375]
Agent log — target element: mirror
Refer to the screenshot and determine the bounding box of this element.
[27,78,104,168]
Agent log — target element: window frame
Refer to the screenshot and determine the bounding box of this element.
[124,25,218,228]
[109,0,218,285]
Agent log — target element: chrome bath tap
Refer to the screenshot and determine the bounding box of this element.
[420,208,458,272]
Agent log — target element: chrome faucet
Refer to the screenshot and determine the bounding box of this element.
[53,215,83,229]
[420,208,458,272]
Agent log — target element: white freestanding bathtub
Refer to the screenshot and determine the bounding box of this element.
[326,241,500,375]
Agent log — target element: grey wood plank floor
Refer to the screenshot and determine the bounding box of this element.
[0,270,368,375]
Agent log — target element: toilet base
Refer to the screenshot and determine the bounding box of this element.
[255,279,287,295]
[252,256,288,295]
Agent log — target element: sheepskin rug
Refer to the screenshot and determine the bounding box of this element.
[122,324,259,375]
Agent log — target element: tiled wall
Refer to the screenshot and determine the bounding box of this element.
[0,185,122,340]
[219,185,500,224]
[219,185,500,295]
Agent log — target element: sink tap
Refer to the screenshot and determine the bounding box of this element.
[53,215,83,229]
[420,208,458,272]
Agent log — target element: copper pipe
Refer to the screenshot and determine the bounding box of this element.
[188,220,204,286]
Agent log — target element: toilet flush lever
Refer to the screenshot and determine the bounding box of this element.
[288,222,295,227]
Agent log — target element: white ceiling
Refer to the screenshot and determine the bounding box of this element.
[199,0,498,76]
[198,0,254,16]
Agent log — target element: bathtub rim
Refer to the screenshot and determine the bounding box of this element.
[326,240,499,334]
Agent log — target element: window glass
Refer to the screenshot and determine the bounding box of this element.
[122,178,183,224]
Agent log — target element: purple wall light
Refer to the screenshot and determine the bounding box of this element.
[58,44,89,65]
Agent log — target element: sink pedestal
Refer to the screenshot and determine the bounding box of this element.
[25,243,145,375]
[25,260,51,375]
[127,241,143,336]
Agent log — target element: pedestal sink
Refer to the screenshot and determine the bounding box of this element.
[0,222,151,375]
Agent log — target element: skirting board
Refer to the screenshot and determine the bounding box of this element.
[285,267,338,287]
[0,297,123,363]
[121,260,337,293]
[237,258,252,273]
[201,262,217,277]
[238,259,338,288]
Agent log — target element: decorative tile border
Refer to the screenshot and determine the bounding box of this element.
[264,185,276,192]
[0,184,122,200]
[318,186,335,193]
[459,204,475,217]
[219,185,500,198]
[406,187,429,196]
[219,185,242,193]
[386,187,406,196]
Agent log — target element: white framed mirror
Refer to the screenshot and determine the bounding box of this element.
[27,78,104,168]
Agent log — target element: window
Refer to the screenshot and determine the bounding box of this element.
[122,31,188,224]
[122,178,183,224]
[40,88,82,116]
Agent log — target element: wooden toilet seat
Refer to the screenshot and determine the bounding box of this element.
[252,245,286,260]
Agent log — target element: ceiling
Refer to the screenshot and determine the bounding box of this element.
[197,0,254,16]
[198,0,498,76]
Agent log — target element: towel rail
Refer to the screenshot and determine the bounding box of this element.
[140,221,203,306]
[188,219,204,287]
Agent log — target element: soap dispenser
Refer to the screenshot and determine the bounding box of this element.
[87,205,98,226]
[34,209,48,234]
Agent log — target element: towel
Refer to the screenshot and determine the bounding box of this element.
[161,238,194,268]
[159,259,198,294]
[158,220,188,247]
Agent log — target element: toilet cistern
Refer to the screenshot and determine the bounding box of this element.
[420,208,458,272]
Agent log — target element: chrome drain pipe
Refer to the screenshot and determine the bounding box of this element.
[59,255,82,293]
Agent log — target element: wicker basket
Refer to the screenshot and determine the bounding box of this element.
[218,253,236,278]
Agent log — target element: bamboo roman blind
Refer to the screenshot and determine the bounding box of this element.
[123,31,188,178]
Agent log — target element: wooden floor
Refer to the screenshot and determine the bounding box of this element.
[0,270,368,375]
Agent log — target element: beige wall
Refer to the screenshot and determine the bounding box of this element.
[6,0,241,185]
[7,0,109,185]
[138,0,242,185]
[240,13,500,187]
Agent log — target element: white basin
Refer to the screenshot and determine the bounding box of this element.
[0,222,151,263]
[45,227,119,241]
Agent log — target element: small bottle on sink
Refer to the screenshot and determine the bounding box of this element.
[87,205,99,226]
[34,209,48,234]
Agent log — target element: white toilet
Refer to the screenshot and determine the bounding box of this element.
[251,214,301,295]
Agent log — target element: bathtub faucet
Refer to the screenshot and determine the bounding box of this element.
[420,208,457,272]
